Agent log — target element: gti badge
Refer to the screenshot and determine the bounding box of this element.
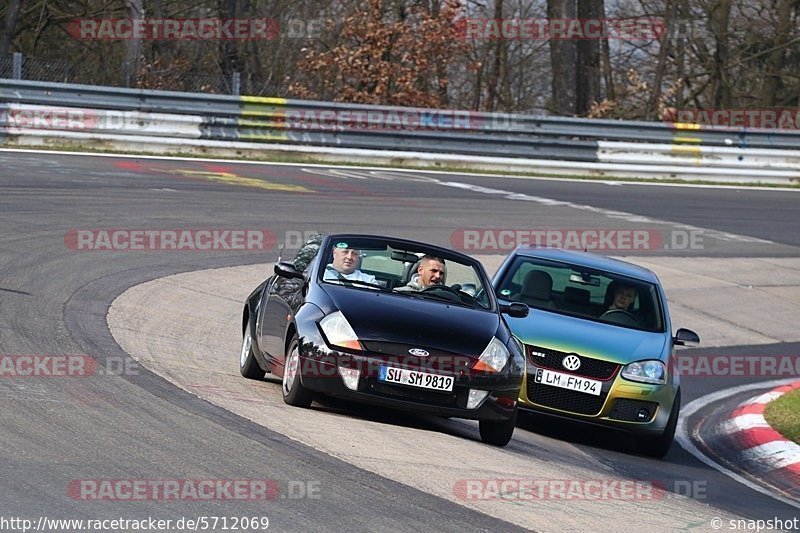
[408,348,429,357]
[562,354,581,371]
[530,351,547,358]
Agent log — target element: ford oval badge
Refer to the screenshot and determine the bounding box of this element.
[408,348,429,357]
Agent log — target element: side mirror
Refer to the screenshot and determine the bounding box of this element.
[674,328,700,347]
[501,302,529,318]
[274,261,305,280]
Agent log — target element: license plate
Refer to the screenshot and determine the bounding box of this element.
[378,365,454,392]
[534,368,601,396]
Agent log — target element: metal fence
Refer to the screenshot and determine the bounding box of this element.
[0,54,83,85]
[1,78,798,183]
[2,53,244,95]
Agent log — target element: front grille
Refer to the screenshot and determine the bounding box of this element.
[526,345,619,380]
[609,399,659,422]
[360,341,473,374]
[526,378,608,416]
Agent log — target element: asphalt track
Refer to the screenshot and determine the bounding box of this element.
[1,149,799,531]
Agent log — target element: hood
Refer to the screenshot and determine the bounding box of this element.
[322,284,499,357]
[505,308,668,364]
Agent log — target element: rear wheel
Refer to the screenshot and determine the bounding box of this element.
[637,389,680,458]
[239,319,263,379]
[479,408,517,447]
[282,335,314,407]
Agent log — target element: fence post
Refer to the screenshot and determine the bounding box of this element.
[231,72,241,96]
[12,52,22,79]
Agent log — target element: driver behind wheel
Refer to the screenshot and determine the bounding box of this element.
[394,255,446,292]
[609,283,637,311]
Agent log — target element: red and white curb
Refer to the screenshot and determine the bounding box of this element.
[719,380,800,494]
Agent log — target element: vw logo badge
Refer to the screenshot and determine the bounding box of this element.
[562,354,581,371]
[409,348,429,357]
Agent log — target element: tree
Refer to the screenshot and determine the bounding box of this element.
[762,0,793,106]
[645,0,677,118]
[1,0,23,57]
[122,0,144,87]
[708,0,732,107]
[288,0,467,108]
[217,0,239,91]
[485,0,511,112]
[576,0,603,115]
[547,0,577,114]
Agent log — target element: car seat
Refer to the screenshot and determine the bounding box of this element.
[514,270,557,309]
[561,286,591,314]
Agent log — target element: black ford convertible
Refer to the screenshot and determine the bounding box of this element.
[239,234,528,446]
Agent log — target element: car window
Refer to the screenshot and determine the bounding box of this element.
[319,237,493,310]
[497,256,664,332]
[292,233,323,272]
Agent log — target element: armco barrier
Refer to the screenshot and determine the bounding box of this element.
[1,78,799,183]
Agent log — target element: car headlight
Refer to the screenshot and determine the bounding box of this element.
[473,337,509,373]
[621,360,666,385]
[319,311,362,351]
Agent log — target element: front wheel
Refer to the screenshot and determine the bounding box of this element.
[239,318,264,379]
[479,408,517,447]
[282,335,314,407]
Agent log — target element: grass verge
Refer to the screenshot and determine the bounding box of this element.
[764,388,800,444]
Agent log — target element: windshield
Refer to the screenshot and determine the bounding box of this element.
[496,256,665,332]
[319,237,492,310]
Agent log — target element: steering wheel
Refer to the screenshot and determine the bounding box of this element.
[600,308,640,326]
[421,284,464,302]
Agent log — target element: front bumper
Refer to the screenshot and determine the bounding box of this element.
[519,363,678,436]
[296,334,521,421]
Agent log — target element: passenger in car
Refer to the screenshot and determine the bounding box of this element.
[394,255,446,292]
[323,242,378,284]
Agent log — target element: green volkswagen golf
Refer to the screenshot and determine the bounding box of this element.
[493,247,699,458]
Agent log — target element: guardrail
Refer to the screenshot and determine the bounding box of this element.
[1,78,799,184]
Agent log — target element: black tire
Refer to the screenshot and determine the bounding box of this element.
[637,389,680,458]
[282,335,314,407]
[239,318,264,379]
[479,407,518,447]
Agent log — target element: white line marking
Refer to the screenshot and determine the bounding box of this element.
[308,167,776,245]
[676,378,800,509]
[751,391,784,404]
[719,413,770,434]
[434,180,774,244]
[740,441,800,471]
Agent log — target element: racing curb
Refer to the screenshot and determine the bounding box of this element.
[719,381,800,497]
